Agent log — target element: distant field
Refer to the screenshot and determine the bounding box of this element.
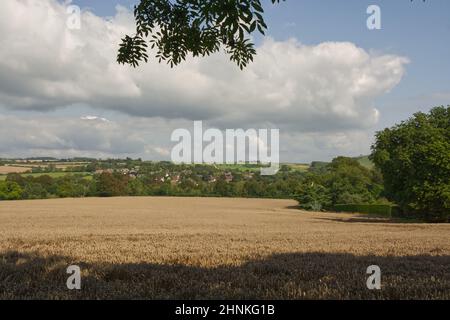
[0,172,93,181]
[286,163,310,172]
[0,197,448,300]
[213,163,310,172]
[214,164,263,172]
[11,162,89,169]
[0,166,32,174]
[354,156,374,169]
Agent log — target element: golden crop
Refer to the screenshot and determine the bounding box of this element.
[0,197,448,299]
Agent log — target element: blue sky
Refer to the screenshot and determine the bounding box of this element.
[0,0,448,161]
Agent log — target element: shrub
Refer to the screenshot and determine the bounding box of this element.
[0,181,23,200]
[334,204,396,218]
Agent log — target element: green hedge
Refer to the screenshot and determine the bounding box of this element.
[334,204,400,217]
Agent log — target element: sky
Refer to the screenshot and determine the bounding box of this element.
[0,0,449,163]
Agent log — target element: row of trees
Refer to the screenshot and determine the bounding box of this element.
[0,171,302,200]
[1,157,385,210]
[0,175,91,200]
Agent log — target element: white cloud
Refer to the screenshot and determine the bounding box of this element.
[0,0,410,161]
[0,113,373,162]
[153,147,171,157]
[0,113,179,159]
[80,115,110,122]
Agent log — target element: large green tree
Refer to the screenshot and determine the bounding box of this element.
[371,106,450,222]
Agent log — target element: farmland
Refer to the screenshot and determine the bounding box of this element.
[0,166,31,174]
[0,197,448,300]
[0,172,93,181]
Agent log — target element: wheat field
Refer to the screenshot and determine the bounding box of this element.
[0,197,449,299]
[0,166,31,174]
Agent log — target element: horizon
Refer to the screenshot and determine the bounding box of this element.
[0,154,371,165]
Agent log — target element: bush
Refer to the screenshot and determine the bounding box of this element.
[0,181,23,200]
[390,206,405,218]
[295,183,331,211]
[334,204,397,218]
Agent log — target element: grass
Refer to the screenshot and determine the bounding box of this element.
[0,197,448,300]
[286,163,310,172]
[354,155,374,169]
[0,172,93,181]
[213,163,264,172]
[212,163,310,173]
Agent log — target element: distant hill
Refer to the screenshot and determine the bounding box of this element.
[25,157,58,161]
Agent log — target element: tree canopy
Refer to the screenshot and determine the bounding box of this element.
[371,106,450,222]
[295,157,384,211]
[117,0,284,69]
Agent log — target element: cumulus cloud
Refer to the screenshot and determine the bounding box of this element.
[0,113,371,163]
[0,0,410,161]
[0,113,180,159]
[80,115,110,122]
[0,0,408,129]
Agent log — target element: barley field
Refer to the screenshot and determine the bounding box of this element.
[0,197,448,300]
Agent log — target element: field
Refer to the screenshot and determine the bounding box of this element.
[0,166,32,174]
[0,197,448,300]
[7,162,89,169]
[354,155,374,169]
[0,172,93,181]
[213,163,310,172]
[285,163,310,172]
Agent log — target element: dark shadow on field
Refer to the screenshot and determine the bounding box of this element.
[287,208,423,224]
[0,250,449,300]
[285,205,303,210]
[314,216,426,224]
[286,207,408,223]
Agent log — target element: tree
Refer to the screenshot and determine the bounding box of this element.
[371,106,450,222]
[117,0,284,69]
[23,183,47,200]
[55,176,90,198]
[295,182,331,211]
[95,172,130,197]
[325,157,382,206]
[6,173,25,187]
[127,178,147,196]
[214,177,233,196]
[35,175,57,195]
[0,181,23,200]
[295,157,384,211]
